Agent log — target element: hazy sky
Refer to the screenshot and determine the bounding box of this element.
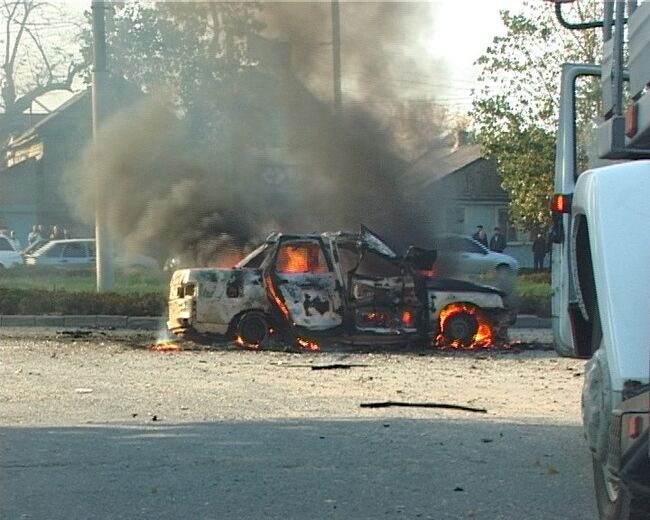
[58,0,524,113]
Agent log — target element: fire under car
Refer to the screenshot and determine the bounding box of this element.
[167,229,516,349]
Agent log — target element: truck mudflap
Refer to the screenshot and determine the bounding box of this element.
[619,436,650,496]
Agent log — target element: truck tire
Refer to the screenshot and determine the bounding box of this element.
[593,457,650,520]
[588,316,650,520]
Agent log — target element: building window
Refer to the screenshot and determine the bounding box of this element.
[497,207,519,242]
[445,206,465,234]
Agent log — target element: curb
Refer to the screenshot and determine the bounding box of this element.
[0,315,552,330]
[0,315,164,330]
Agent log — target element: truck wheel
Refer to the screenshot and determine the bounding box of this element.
[593,456,650,519]
[442,312,479,346]
[235,311,269,347]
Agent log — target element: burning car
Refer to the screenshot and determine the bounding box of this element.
[167,228,516,348]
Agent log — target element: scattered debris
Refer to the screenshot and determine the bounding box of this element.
[57,330,94,338]
[360,401,487,413]
[311,363,367,371]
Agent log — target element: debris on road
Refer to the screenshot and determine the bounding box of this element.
[360,401,487,413]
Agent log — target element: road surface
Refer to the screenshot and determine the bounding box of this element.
[0,328,597,519]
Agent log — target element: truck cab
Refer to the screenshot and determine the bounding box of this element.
[550,2,650,518]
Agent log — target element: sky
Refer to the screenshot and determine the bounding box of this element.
[44,1,526,114]
[62,0,520,107]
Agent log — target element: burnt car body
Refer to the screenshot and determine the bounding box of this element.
[167,229,516,347]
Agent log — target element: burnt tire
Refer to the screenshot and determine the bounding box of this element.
[235,311,269,346]
[442,312,479,346]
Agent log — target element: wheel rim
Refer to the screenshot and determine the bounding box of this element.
[443,312,479,345]
[238,314,268,345]
[601,461,620,503]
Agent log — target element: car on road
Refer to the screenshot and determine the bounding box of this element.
[168,228,516,348]
[0,235,24,268]
[433,234,519,278]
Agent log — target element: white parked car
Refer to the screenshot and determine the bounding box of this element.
[23,238,158,269]
[24,239,95,267]
[0,235,24,268]
[433,234,519,278]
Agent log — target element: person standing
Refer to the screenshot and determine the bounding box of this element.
[532,233,547,272]
[472,225,488,247]
[489,226,507,253]
[27,225,42,245]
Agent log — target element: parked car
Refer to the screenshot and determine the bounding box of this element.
[168,228,516,348]
[432,234,519,278]
[0,235,24,268]
[23,238,158,269]
[21,238,50,258]
[24,239,95,267]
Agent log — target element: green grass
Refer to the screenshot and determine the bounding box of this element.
[0,267,554,318]
[516,272,551,317]
[0,266,169,294]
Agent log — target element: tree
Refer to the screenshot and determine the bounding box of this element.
[0,1,84,125]
[472,0,602,233]
[85,1,265,141]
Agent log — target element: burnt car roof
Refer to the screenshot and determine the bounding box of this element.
[263,228,399,258]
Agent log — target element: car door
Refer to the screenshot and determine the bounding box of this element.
[454,236,490,275]
[61,242,91,267]
[268,237,343,330]
[337,236,420,334]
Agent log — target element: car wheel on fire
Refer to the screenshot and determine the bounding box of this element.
[235,311,270,347]
[441,308,479,347]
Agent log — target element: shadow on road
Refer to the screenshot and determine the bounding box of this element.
[0,419,596,520]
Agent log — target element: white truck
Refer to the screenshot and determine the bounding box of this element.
[550,1,650,518]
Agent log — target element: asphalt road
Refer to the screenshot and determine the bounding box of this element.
[0,328,598,520]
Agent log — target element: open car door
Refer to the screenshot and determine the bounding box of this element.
[267,237,343,330]
[336,231,421,334]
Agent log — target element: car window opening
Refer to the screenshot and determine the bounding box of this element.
[276,241,328,274]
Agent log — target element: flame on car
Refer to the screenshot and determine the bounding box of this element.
[234,335,260,350]
[296,337,321,352]
[434,303,495,349]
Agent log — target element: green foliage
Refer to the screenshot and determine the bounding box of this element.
[0,287,164,316]
[0,266,168,294]
[0,267,167,315]
[473,0,602,233]
[516,272,552,317]
[82,2,265,141]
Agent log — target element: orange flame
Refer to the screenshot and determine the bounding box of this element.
[150,342,182,352]
[434,303,495,349]
[265,272,290,321]
[296,337,321,352]
[235,335,260,350]
[276,243,328,274]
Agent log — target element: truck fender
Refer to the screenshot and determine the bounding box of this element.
[582,347,612,460]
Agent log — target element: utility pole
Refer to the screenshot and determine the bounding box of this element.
[92,0,114,291]
[331,0,342,113]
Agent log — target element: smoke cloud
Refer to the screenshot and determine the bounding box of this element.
[65,2,450,265]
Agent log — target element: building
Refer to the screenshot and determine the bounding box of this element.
[406,141,534,268]
[0,90,92,244]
